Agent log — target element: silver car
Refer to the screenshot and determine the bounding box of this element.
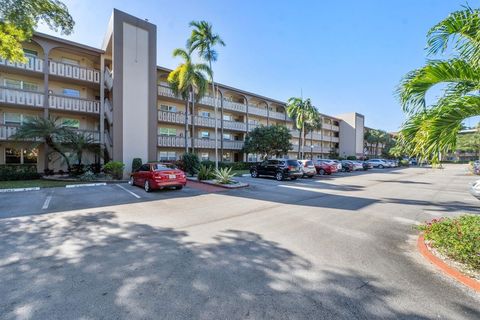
[298,160,316,178]
[471,179,480,199]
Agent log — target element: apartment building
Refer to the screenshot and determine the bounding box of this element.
[0,9,365,177]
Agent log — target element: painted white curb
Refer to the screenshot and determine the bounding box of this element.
[65,183,107,188]
[241,174,251,177]
[0,187,40,193]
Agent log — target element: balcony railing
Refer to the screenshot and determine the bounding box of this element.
[0,56,44,72]
[248,123,260,132]
[290,145,324,153]
[104,98,113,124]
[223,120,246,131]
[158,135,186,148]
[49,95,100,114]
[223,140,244,150]
[158,110,186,124]
[104,67,113,91]
[248,105,268,117]
[193,115,217,128]
[0,124,100,142]
[158,85,177,98]
[223,99,246,113]
[49,60,100,84]
[0,86,44,108]
[269,111,286,120]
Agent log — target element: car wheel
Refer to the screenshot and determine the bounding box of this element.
[175,185,183,190]
[275,172,284,181]
[319,169,325,175]
[378,164,384,169]
[144,180,151,192]
[129,176,135,186]
[291,176,297,181]
[251,170,258,178]
[308,175,314,178]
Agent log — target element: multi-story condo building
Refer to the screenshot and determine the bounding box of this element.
[0,9,365,177]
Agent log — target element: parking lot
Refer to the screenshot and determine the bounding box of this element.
[0,165,479,319]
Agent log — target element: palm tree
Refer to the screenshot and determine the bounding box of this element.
[187,20,225,169]
[397,6,480,164]
[303,111,322,159]
[64,132,102,166]
[12,116,74,171]
[286,97,317,159]
[167,48,211,153]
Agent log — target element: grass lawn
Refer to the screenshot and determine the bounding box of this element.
[232,170,250,177]
[0,179,91,189]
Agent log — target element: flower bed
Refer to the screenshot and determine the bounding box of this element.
[187,177,248,189]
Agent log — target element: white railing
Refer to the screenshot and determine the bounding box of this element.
[248,123,260,132]
[323,123,333,130]
[158,110,185,124]
[0,86,44,108]
[223,99,246,112]
[158,135,186,147]
[290,145,323,153]
[49,95,100,114]
[158,85,177,98]
[331,136,339,143]
[0,56,44,72]
[193,115,216,128]
[49,60,100,83]
[223,140,244,150]
[0,125,19,140]
[104,98,113,124]
[73,129,101,143]
[194,138,216,149]
[269,111,286,120]
[104,67,113,91]
[248,105,268,117]
[223,120,246,131]
[331,125,340,131]
[198,95,217,107]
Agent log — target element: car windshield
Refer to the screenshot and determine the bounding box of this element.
[287,160,299,166]
[153,163,177,171]
[305,160,313,166]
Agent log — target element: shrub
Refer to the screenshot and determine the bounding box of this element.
[200,160,215,169]
[79,170,96,181]
[174,159,185,171]
[103,161,125,179]
[346,156,357,160]
[182,152,200,176]
[0,165,40,181]
[418,215,480,271]
[85,163,102,174]
[132,158,142,172]
[70,164,85,176]
[214,167,235,184]
[197,164,214,181]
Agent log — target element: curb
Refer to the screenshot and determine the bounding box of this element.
[418,234,480,293]
[0,187,40,193]
[65,183,107,188]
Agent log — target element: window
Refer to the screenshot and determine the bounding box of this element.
[201,152,209,161]
[222,152,231,162]
[61,118,80,129]
[153,163,177,171]
[23,49,38,58]
[4,113,21,125]
[159,104,177,112]
[223,133,231,140]
[63,88,80,97]
[4,79,38,91]
[200,131,210,139]
[158,128,176,136]
[139,164,150,171]
[200,111,210,118]
[61,57,80,65]
[158,151,176,161]
[247,153,259,162]
[5,148,37,164]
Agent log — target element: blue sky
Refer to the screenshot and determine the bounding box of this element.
[38,0,474,131]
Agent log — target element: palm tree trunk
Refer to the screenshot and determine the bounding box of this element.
[184,99,189,154]
[191,86,195,153]
[297,127,302,159]
[46,138,71,172]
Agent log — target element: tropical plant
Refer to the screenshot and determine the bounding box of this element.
[303,111,322,159]
[12,116,74,171]
[63,131,102,167]
[182,152,200,176]
[188,20,225,169]
[243,125,292,160]
[132,158,143,172]
[397,6,480,164]
[197,164,214,181]
[103,161,124,180]
[0,0,74,62]
[286,97,318,159]
[214,167,235,184]
[168,47,211,153]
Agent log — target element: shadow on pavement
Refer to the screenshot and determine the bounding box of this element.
[0,211,446,319]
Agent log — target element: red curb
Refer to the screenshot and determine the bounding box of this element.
[417,234,480,293]
[186,180,227,193]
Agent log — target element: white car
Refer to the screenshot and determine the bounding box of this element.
[352,161,364,171]
[471,179,480,199]
[298,160,316,178]
[368,159,389,168]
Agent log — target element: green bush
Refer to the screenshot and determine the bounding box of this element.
[132,158,142,172]
[200,160,215,169]
[346,156,357,160]
[0,165,40,181]
[214,167,235,184]
[182,152,200,176]
[80,170,96,181]
[197,164,214,181]
[103,161,125,180]
[418,215,480,271]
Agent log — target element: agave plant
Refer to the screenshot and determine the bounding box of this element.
[214,167,235,184]
[197,164,214,181]
[397,6,480,163]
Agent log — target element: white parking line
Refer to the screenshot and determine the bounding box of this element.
[42,196,52,210]
[116,184,141,199]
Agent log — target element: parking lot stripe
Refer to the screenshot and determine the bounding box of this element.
[116,184,141,199]
[42,196,52,210]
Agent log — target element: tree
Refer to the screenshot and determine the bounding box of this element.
[0,0,74,62]
[12,116,74,171]
[63,132,102,167]
[303,112,322,159]
[397,6,480,164]
[286,97,317,159]
[187,20,225,169]
[243,125,292,160]
[167,48,211,153]
[457,123,480,159]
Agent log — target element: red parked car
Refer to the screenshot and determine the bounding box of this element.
[314,160,338,175]
[129,162,187,192]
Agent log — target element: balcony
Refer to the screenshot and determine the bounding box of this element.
[158,110,185,124]
[223,140,244,150]
[49,60,100,84]
[0,56,44,73]
[269,111,286,121]
[158,85,177,98]
[158,135,186,148]
[290,145,324,153]
[49,94,100,114]
[194,138,244,150]
[0,124,100,142]
[248,123,260,132]
[223,99,246,113]
[248,105,267,117]
[193,115,217,128]
[0,86,44,108]
[223,119,246,131]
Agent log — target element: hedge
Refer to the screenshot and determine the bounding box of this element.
[0,164,40,181]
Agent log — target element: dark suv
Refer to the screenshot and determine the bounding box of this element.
[250,159,303,181]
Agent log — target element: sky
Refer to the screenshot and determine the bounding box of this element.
[37,0,475,132]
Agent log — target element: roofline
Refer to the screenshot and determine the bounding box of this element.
[33,32,105,54]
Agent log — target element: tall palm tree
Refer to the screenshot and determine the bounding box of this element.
[12,116,74,171]
[303,111,322,159]
[286,97,316,159]
[167,48,211,153]
[187,20,225,169]
[397,6,480,164]
[64,132,102,166]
